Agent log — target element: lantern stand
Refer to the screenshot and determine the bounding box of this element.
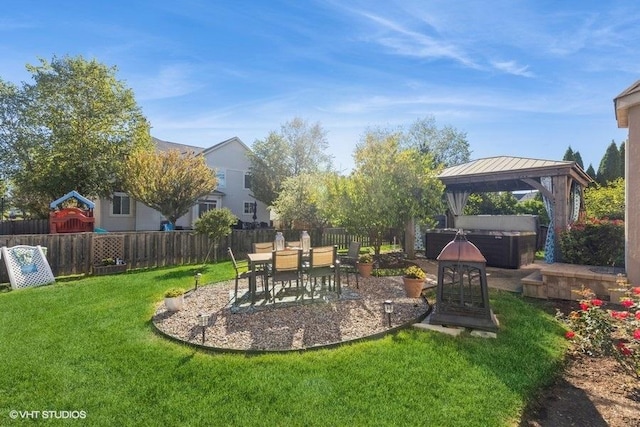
[383,300,394,327]
[194,272,202,291]
[429,229,498,333]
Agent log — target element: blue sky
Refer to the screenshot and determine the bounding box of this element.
[1,1,635,172]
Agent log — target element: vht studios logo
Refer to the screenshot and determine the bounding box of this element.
[9,410,87,419]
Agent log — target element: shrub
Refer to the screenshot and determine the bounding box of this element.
[164,288,185,298]
[559,217,624,266]
[358,253,373,264]
[558,283,640,379]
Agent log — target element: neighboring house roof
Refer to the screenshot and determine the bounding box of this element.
[201,136,251,155]
[515,191,539,203]
[151,136,251,155]
[439,155,592,193]
[152,136,204,154]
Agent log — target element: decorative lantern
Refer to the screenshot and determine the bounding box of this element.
[301,230,311,252]
[274,232,285,251]
[429,230,498,332]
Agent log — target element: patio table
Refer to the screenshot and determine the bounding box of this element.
[246,248,340,303]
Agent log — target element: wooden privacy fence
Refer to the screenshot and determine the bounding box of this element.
[0,219,49,235]
[0,228,371,283]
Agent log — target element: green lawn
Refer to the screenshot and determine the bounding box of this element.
[0,263,568,426]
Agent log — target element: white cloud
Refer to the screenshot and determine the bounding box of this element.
[491,60,535,78]
[353,10,478,68]
[131,64,203,101]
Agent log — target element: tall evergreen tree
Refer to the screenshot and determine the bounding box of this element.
[562,146,575,161]
[597,141,622,185]
[586,164,597,181]
[573,151,584,169]
[562,145,584,168]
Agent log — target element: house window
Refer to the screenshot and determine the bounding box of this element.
[198,200,218,217]
[216,170,226,188]
[112,193,131,216]
[244,172,252,189]
[244,201,256,215]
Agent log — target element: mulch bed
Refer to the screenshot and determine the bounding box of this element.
[152,275,430,352]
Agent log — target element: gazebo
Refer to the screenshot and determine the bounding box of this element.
[437,156,592,262]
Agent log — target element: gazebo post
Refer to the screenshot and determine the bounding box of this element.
[551,175,569,262]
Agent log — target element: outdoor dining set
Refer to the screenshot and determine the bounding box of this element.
[228,233,362,307]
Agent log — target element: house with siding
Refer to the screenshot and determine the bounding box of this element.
[93,136,269,231]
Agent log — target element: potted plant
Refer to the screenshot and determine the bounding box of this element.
[403,265,426,298]
[357,253,374,277]
[164,288,185,311]
[93,257,127,275]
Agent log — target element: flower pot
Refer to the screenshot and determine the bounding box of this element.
[164,295,184,311]
[403,277,425,298]
[93,264,127,276]
[357,263,373,277]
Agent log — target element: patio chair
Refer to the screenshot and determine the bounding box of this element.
[285,240,301,249]
[306,245,338,299]
[228,247,250,302]
[252,242,274,253]
[270,249,302,302]
[339,241,361,288]
[228,247,262,305]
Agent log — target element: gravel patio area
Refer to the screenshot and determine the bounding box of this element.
[152,275,432,352]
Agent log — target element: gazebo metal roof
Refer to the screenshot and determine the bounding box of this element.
[438,156,592,194]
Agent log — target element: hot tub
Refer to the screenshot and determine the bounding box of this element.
[425,229,537,269]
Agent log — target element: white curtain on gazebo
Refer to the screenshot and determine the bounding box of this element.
[446,190,470,226]
[569,181,581,224]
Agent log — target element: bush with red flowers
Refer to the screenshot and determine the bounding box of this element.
[558,280,640,378]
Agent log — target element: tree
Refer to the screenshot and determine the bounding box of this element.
[586,164,597,182]
[464,192,518,215]
[597,141,622,184]
[562,146,575,162]
[404,116,471,167]
[193,208,238,262]
[0,56,151,216]
[327,132,444,255]
[248,117,332,206]
[123,149,217,225]
[574,151,584,169]
[271,172,333,230]
[563,145,584,169]
[584,178,625,220]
